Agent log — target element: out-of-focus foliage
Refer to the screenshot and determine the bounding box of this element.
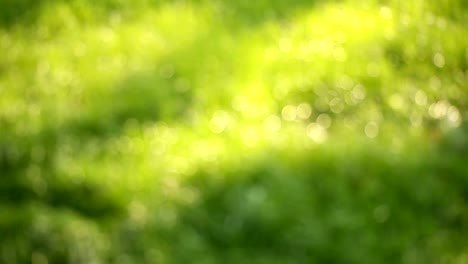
[0,0,467,263]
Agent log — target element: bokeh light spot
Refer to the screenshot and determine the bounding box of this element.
[429,100,449,119]
[31,252,48,264]
[296,103,312,120]
[364,122,379,138]
[379,6,393,20]
[352,84,366,100]
[129,200,148,225]
[374,204,390,223]
[282,105,297,121]
[414,90,427,106]
[329,98,344,114]
[316,113,332,128]
[447,106,461,127]
[366,62,380,77]
[209,111,229,133]
[389,94,405,111]
[241,127,260,147]
[433,52,445,68]
[307,123,327,143]
[264,115,282,132]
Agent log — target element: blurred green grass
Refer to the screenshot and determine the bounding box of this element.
[0,0,467,263]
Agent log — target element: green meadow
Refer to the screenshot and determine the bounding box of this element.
[0,0,467,263]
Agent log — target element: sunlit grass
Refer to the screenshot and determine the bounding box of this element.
[1,0,467,263]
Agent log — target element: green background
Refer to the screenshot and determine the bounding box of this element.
[0,0,467,263]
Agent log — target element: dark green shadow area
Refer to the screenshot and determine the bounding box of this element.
[0,0,46,28]
[3,133,466,264]
[112,136,468,264]
[0,0,321,30]
[0,0,142,29]
[0,64,192,207]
